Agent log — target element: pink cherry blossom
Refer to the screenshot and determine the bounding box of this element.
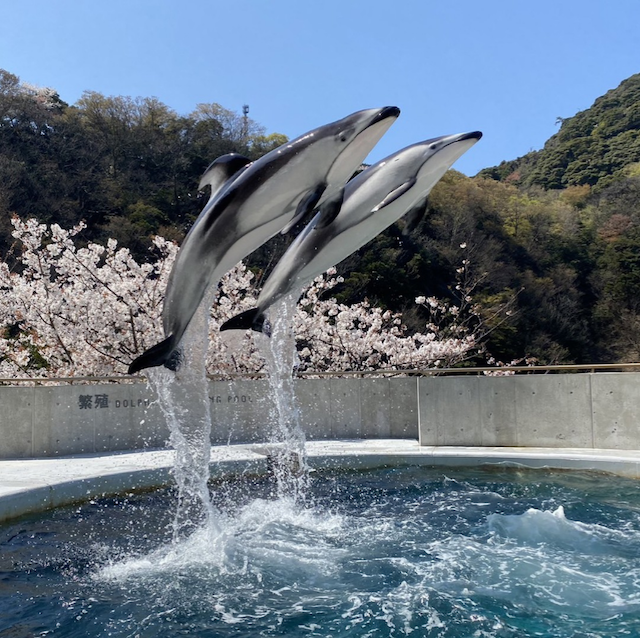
[0,218,490,378]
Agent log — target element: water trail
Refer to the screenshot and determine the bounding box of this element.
[146,301,216,541]
[257,294,310,502]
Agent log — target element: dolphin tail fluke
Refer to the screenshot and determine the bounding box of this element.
[220,308,270,335]
[128,336,181,374]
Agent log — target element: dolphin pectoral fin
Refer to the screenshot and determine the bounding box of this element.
[220,308,269,335]
[371,178,417,214]
[199,154,252,203]
[402,195,429,235]
[315,187,345,229]
[128,336,179,374]
[280,183,327,234]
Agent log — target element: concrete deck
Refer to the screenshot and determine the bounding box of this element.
[2,440,640,523]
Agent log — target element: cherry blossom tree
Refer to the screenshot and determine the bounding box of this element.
[294,270,476,373]
[0,218,173,376]
[0,218,491,378]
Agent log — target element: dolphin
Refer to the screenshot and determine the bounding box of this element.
[220,131,482,335]
[128,106,400,373]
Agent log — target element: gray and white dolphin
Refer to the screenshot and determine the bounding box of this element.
[220,131,482,335]
[128,106,400,373]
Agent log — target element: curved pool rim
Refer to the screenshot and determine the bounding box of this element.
[2,439,640,523]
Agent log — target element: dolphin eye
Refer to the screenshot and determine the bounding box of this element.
[429,143,438,150]
[337,127,355,143]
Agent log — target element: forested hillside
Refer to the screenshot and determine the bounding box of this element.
[0,69,286,258]
[322,73,640,365]
[2,68,640,367]
[479,73,640,190]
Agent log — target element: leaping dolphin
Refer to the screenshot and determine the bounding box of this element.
[128,106,401,373]
[220,131,482,335]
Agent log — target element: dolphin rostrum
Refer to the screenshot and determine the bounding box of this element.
[220,131,482,335]
[128,106,401,373]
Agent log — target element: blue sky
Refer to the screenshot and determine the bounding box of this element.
[1,1,638,176]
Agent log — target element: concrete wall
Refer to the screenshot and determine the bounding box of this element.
[3,372,640,459]
[417,373,640,448]
[0,377,418,459]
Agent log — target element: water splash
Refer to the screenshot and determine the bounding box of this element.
[88,469,640,634]
[8,466,640,635]
[144,285,311,539]
[98,496,346,583]
[257,294,310,503]
[146,301,216,540]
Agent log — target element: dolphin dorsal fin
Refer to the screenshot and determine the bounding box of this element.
[280,183,327,234]
[199,154,252,204]
[314,187,345,229]
[371,178,417,214]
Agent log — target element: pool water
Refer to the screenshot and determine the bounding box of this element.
[3,464,640,637]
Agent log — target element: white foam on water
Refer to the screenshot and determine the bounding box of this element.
[69,481,640,635]
[96,495,347,583]
[410,505,640,620]
[486,504,640,566]
[487,505,612,550]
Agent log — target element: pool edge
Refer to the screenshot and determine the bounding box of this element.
[1,440,640,523]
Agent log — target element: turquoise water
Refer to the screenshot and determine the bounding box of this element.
[3,464,640,636]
